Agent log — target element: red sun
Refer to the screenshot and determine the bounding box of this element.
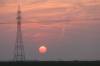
[39,46,47,54]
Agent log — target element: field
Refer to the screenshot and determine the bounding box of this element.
[0,61,100,66]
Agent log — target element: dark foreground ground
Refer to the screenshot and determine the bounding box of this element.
[0,61,100,66]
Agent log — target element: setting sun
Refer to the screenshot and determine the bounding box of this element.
[39,46,47,54]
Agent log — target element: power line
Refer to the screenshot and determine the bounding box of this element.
[0,18,100,24]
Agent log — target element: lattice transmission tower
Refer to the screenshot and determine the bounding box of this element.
[13,1,25,61]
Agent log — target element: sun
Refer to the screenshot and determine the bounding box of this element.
[39,46,47,54]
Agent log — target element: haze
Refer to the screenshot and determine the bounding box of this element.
[0,0,100,61]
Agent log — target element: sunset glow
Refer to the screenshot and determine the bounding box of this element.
[0,0,100,61]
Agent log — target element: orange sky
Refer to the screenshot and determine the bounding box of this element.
[0,0,100,31]
[0,0,100,14]
[0,0,100,61]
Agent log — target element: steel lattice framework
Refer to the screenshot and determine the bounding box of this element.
[13,2,25,61]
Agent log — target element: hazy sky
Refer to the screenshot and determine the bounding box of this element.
[0,0,100,61]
